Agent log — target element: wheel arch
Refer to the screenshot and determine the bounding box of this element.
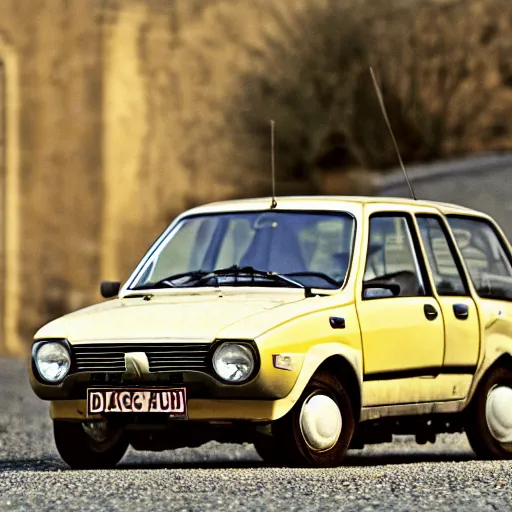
[274,343,363,423]
[484,353,512,374]
[316,355,362,422]
[467,352,512,407]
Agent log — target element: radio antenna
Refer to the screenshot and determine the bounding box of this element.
[270,119,277,209]
[369,67,417,200]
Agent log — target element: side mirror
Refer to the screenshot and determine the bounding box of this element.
[100,281,121,299]
[362,281,400,299]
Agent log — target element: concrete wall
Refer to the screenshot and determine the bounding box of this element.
[0,0,104,352]
[0,0,233,353]
[0,60,5,353]
[376,153,512,238]
[100,0,188,284]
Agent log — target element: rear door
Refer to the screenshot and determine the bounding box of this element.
[446,215,512,361]
[416,215,480,381]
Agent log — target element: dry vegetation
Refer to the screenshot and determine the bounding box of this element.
[171,0,512,196]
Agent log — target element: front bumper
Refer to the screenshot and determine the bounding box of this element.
[50,396,296,422]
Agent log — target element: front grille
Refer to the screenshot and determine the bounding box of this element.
[72,342,211,374]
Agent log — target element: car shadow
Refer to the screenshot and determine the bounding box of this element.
[0,451,477,472]
[118,450,477,470]
[0,459,66,472]
[342,451,476,466]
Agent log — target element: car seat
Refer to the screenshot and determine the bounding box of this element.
[239,222,307,274]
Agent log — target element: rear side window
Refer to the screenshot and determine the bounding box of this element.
[416,216,468,296]
[447,216,512,300]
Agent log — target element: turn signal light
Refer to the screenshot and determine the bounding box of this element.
[273,354,293,371]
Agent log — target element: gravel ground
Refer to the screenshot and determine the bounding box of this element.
[1,357,511,511]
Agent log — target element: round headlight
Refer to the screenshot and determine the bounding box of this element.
[35,342,71,383]
[212,343,255,383]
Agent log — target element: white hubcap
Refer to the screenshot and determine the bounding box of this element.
[486,386,512,443]
[299,393,342,451]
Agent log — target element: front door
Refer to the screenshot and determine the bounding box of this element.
[356,213,445,406]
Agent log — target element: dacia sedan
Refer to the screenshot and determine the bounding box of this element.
[29,196,512,468]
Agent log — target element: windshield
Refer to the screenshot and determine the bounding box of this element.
[131,211,355,290]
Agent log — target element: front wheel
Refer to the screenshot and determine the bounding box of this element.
[54,420,129,469]
[256,371,355,467]
[465,367,512,459]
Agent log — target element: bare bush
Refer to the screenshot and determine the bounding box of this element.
[231,0,512,188]
[170,0,512,198]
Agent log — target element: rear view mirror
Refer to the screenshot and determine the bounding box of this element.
[362,281,400,299]
[100,281,121,299]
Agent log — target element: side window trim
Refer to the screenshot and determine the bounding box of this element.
[363,211,433,299]
[403,217,427,294]
[415,213,471,297]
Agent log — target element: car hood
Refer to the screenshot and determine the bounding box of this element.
[34,289,310,342]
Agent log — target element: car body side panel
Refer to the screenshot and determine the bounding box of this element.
[439,212,512,403]
[355,202,449,405]
[410,212,481,372]
[467,299,512,396]
[357,296,445,376]
[233,300,363,399]
[217,289,355,341]
[362,374,473,407]
[437,296,480,367]
[363,300,512,419]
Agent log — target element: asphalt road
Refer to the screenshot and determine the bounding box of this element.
[1,357,511,511]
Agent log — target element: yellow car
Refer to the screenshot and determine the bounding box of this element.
[29,196,512,468]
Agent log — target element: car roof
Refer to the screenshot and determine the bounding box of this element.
[183,196,484,217]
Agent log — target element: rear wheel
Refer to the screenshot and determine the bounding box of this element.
[255,371,355,467]
[465,367,512,459]
[54,420,129,469]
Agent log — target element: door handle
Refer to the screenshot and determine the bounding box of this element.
[424,304,438,321]
[453,303,469,320]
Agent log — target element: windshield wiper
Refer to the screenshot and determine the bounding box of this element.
[283,271,341,288]
[196,265,309,292]
[132,270,209,290]
[132,266,316,297]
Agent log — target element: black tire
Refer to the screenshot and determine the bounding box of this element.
[256,370,355,468]
[253,435,282,465]
[54,420,129,469]
[465,366,512,460]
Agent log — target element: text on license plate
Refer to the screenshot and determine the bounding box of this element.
[86,388,187,416]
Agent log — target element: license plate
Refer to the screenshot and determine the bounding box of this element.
[86,388,187,417]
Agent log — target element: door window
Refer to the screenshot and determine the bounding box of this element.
[416,216,468,296]
[363,215,426,299]
[447,216,512,300]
